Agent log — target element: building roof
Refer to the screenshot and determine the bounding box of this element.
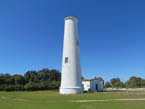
[82,78,103,82]
[64,16,78,22]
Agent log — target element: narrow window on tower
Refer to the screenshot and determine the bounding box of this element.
[77,41,79,46]
[65,57,68,63]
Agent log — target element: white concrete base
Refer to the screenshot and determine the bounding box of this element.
[59,87,83,94]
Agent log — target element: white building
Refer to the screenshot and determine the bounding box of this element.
[59,16,83,94]
[82,79,104,92]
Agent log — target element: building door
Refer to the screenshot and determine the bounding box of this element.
[96,84,98,91]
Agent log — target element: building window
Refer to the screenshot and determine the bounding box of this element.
[65,57,68,63]
[77,41,79,46]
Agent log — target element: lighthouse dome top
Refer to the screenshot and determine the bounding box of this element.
[64,16,78,22]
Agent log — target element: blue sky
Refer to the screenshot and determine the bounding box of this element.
[0,0,145,82]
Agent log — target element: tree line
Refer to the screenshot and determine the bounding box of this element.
[104,76,145,88]
[1,68,145,91]
[0,68,61,91]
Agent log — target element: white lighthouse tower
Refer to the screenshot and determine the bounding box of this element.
[59,16,83,94]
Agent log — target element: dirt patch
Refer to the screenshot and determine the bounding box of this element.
[1,96,6,99]
[71,98,145,102]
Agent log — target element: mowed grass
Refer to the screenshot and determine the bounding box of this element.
[0,90,145,109]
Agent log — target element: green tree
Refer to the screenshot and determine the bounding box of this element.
[104,81,112,88]
[125,76,145,88]
[110,78,122,88]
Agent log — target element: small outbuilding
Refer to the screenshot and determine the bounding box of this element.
[82,78,104,92]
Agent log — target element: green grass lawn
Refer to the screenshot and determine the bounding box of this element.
[0,90,145,109]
